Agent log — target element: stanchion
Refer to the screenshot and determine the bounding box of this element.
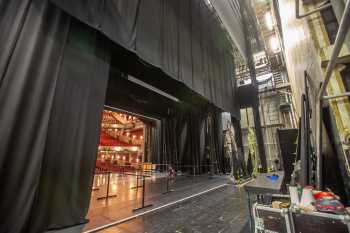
[92,174,100,191]
[97,171,117,200]
[192,166,197,182]
[92,187,100,191]
[133,176,152,211]
[131,173,143,190]
[210,163,214,179]
[162,175,174,194]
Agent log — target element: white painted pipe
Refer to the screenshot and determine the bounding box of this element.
[323,92,350,100]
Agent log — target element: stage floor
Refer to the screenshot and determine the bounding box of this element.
[96,184,249,233]
[85,173,235,232]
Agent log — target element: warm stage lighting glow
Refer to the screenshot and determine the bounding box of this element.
[114,146,122,151]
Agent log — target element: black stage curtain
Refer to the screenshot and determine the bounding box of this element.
[157,106,225,174]
[0,1,110,232]
[205,111,225,173]
[145,120,161,164]
[50,0,239,118]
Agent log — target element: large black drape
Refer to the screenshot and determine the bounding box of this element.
[29,21,110,232]
[0,1,110,232]
[145,120,161,164]
[50,0,239,118]
[157,106,225,174]
[0,1,70,232]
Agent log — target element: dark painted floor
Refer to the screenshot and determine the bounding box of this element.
[99,185,250,233]
[85,174,231,231]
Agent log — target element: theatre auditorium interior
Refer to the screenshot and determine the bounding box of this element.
[1,0,350,232]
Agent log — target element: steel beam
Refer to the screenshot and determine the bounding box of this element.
[295,0,332,19]
[252,102,268,172]
[316,0,350,189]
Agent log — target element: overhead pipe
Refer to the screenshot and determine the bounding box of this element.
[315,0,350,189]
[323,92,350,100]
[296,0,332,19]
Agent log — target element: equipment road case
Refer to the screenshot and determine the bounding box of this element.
[291,209,350,233]
[254,204,292,233]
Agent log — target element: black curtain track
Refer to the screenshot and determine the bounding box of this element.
[0,0,110,232]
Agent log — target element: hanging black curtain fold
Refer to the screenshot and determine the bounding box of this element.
[0,1,110,232]
[191,0,204,96]
[203,110,225,174]
[159,106,225,174]
[210,110,225,173]
[136,0,162,67]
[28,20,111,233]
[50,0,240,118]
[1,0,235,231]
[102,0,140,50]
[160,112,186,168]
[178,0,192,86]
[146,120,161,164]
[0,1,71,232]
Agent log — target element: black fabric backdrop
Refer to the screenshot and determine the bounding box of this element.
[50,0,239,118]
[154,106,226,175]
[105,68,226,174]
[0,0,234,232]
[0,1,110,232]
